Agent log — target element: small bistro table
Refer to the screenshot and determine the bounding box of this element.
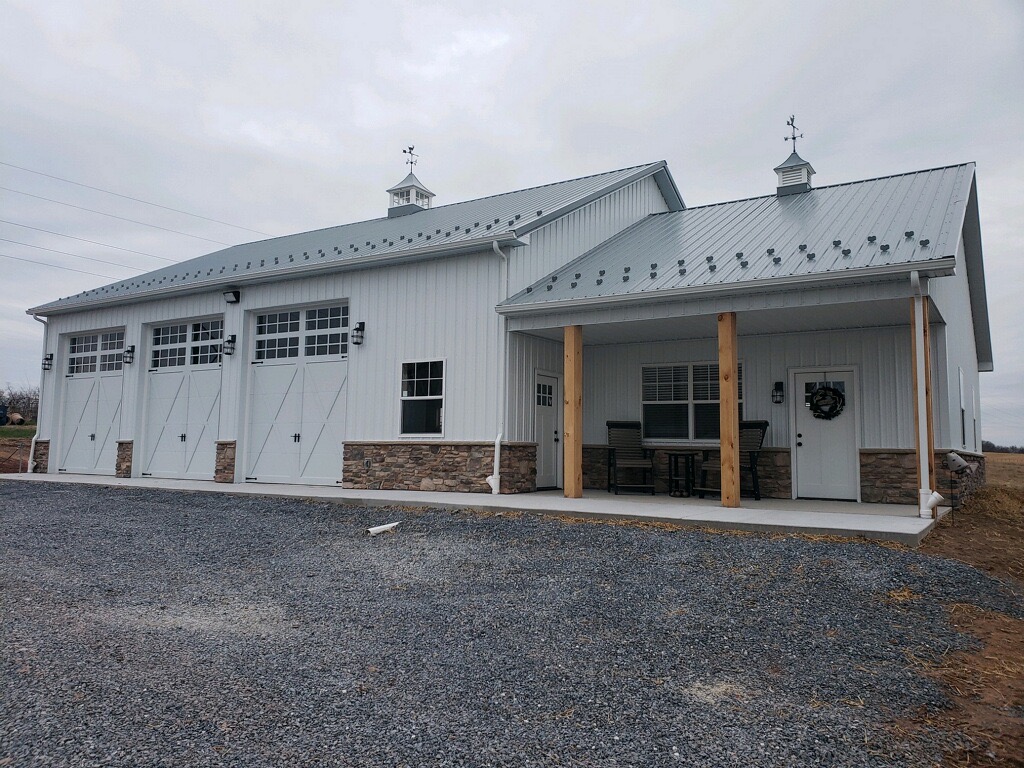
[664,450,700,497]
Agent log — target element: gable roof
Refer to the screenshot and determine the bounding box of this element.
[500,163,976,313]
[30,161,683,315]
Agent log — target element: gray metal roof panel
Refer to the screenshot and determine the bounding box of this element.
[501,163,975,310]
[30,162,672,314]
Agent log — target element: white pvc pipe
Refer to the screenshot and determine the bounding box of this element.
[911,273,932,518]
[488,240,509,495]
[27,315,48,473]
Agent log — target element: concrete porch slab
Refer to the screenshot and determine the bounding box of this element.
[0,473,937,547]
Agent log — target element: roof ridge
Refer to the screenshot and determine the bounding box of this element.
[682,162,976,212]
[204,162,665,253]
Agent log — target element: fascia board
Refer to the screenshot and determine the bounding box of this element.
[28,234,524,317]
[495,257,958,317]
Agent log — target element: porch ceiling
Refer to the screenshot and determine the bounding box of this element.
[515,295,930,344]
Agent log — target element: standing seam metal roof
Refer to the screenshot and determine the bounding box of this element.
[30,162,677,314]
[500,163,975,309]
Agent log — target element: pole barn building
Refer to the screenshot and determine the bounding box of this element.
[28,153,992,518]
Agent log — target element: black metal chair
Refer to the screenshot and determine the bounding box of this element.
[696,420,770,501]
[606,421,656,495]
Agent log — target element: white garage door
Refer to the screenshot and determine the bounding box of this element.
[246,306,348,485]
[141,319,223,479]
[58,330,125,475]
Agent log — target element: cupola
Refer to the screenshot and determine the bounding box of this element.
[387,146,434,218]
[774,150,815,196]
[774,116,814,196]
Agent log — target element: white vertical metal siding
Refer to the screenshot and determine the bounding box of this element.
[582,327,917,449]
[509,176,670,294]
[506,332,563,442]
[927,236,981,451]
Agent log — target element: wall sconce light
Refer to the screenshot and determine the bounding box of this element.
[42,353,53,371]
[122,345,135,364]
[771,381,785,404]
[223,289,241,304]
[351,321,365,346]
[222,335,237,355]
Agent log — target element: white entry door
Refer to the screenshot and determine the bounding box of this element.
[245,305,349,486]
[793,369,858,500]
[535,373,562,489]
[58,331,125,475]
[142,320,223,480]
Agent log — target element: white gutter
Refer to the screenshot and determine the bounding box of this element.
[911,271,940,518]
[27,315,48,472]
[486,240,509,494]
[496,257,958,317]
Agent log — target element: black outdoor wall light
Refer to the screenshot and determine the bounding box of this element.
[122,345,136,364]
[222,335,237,355]
[772,381,785,404]
[41,353,53,371]
[351,322,365,346]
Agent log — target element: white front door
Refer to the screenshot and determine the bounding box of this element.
[58,331,125,475]
[245,305,350,486]
[535,373,561,489]
[793,369,858,500]
[142,320,223,480]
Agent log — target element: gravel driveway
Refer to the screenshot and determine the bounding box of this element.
[2,481,1020,767]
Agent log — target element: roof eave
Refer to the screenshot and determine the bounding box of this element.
[496,258,958,317]
[28,233,526,317]
[959,171,993,371]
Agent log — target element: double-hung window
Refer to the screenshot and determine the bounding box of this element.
[401,361,443,435]
[641,362,743,441]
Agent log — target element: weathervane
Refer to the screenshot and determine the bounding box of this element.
[402,145,418,169]
[784,116,803,152]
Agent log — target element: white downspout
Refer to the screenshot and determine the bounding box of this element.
[28,314,48,472]
[911,272,941,518]
[486,240,509,494]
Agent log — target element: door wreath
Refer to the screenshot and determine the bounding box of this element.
[809,385,845,420]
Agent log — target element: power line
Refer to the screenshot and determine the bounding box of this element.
[0,159,271,236]
[0,237,137,271]
[0,186,235,246]
[1,252,120,280]
[0,219,175,262]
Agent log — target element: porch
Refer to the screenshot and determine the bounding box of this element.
[0,472,938,546]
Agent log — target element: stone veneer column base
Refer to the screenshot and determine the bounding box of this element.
[215,441,237,483]
[32,440,49,473]
[342,442,536,494]
[116,441,133,478]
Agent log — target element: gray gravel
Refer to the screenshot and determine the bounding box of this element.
[1,481,1021,767]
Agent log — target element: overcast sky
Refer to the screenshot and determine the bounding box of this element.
[1,1,1021,443]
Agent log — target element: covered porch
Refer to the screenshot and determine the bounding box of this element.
[504,279,943,520]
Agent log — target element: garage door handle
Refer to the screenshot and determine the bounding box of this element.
[292,433,301,442]
[89,433,95,441]
[179,433,187,442]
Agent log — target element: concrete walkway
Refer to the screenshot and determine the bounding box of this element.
[0,472,939,546]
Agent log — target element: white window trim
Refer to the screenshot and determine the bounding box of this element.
[65,327,126,377]
[250,302,350,363]
[399,357,446,439]
[640,360,744,445]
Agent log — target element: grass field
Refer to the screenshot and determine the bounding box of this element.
[984,451,1024,490]
[0,425,36,439]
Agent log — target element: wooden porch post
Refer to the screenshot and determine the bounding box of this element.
[563,325,583,498]
[718,312,740,507]
[923,297,936,487]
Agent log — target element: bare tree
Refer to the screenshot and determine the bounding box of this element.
[1,385,40,423]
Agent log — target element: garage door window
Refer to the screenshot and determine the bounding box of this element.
[191,320,223,365]
[152,322,223,368]
[255,306,348,360]
[401,360,443,435]
[68,334,99,374]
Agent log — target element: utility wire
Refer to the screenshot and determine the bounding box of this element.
[0,219,175,262]
[0,252,120,280]
[1,186,235,246]
[0,237,138,271]
[0,159,271,236]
